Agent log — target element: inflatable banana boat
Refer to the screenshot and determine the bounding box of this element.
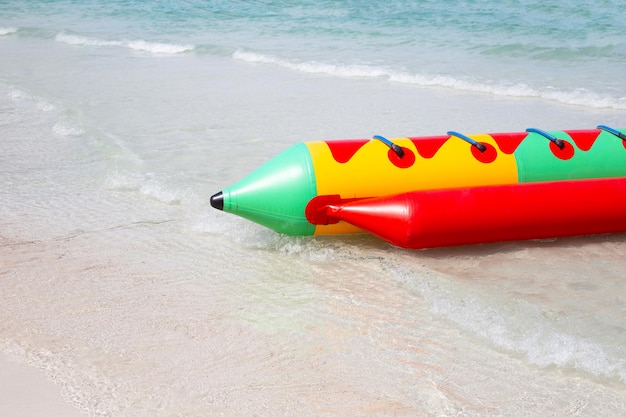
[210,125,626,249]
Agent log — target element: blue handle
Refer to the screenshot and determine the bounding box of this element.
[447,131,487,152]
[525,128,564,149]
[373,135,405,158]
[598,125,626,141]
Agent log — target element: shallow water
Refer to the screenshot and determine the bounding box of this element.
[1,1,625,415]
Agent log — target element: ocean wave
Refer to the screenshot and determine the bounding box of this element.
[6,88,58,113]
[420,281,626,384]
[55,32,121,47]
[389,72,626,110]
[126,39,194,54]
[233,50,626,110]
[53,122,85,137]
[0,27,17,36]
[233,50,391,78]
[105,170,200,205]
[55,32,194,55]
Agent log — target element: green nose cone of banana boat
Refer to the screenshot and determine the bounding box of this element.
[209,143,317,236]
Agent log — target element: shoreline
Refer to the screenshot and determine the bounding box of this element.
[1,10,625,415]
[0,354,82,417]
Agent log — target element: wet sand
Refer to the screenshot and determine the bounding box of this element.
[1,354,82,417]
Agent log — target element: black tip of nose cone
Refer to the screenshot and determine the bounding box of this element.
[210,191,224,210]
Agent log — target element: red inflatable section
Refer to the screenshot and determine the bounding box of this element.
[309,177,626,249]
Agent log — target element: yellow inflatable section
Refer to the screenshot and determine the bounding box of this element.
[307,135,519,234]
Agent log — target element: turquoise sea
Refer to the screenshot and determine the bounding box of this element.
[1,1,625,416]
[4,0,626,108]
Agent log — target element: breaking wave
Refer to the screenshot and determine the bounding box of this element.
[55,32,194,55]
[233,50,626,110]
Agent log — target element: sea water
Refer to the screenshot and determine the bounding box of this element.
[1,1,625,416]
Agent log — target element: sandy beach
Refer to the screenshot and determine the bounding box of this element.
[1,1,625,415]
[1,354,82,417]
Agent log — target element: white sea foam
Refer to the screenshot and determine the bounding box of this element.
[37,101,56,112]
[0,27,17,36]
[126,39,194,55]
[105,170,199,205]
[105,170,144,191]
[55,32,121,47]
[53,122,85,137]
[7,88,57,113]
[55,32,194,55]
[233,50,391,78]
[420,281,626,383]
[8,88,31,100]
[391,72,626,110]
[234,50,626,110]
[139,180,182,204]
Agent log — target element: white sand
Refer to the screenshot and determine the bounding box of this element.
[0,354,82,417]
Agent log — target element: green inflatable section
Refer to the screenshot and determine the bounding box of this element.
[221,142,317,236]
[515,129,626,183]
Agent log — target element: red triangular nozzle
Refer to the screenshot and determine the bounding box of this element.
[307,194,415,247]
